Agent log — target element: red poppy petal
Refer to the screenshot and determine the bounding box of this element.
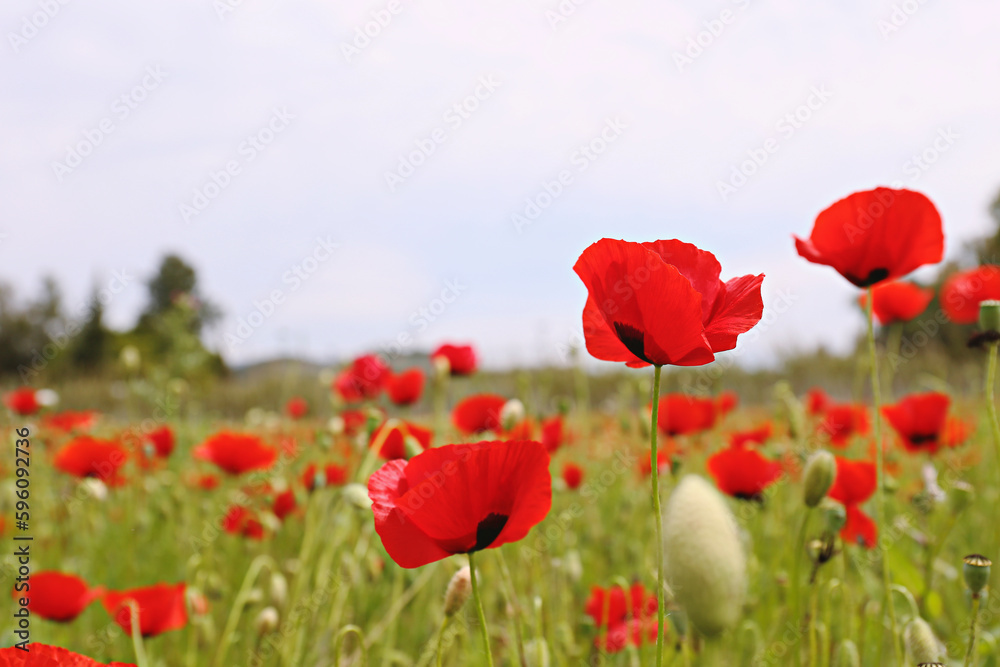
[582,294,647,366]
[703,273,765,352]
[368,460,451,568]
[842,505,878,548]
[641,239,722,322]
[828,457,877,505]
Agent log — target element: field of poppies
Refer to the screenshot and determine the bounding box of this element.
[7,187,1000,666]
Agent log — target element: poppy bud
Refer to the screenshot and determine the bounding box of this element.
[949,480,974,515]
[524,638,550,667]
[269,572,288,609]
[904,617,942,664]
[806,539,825,564]
[833,639,859,667]
[980,300,1000,334]
[963,554,992,598]
[82,478,108,502]
[433,354,451,377]
[443,566,472,617]
[36,388,59,407]
[662,475,747,638]
[802,451,836,507]
[501,399,525,431]
[246,588,264,605]
[254,606,280,636]
[820,500,846,533]
[342,483,373,510]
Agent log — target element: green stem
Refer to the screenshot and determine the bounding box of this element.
[791,510,811,667]
[649,364,666,667]
[333,625,368,666]
[468,552,495,667]
[212,554,274,667]
[495,548,527,667]
[984,344,1000,574]
[964,596,982,667]
[436,616,451,667]
[866,288,901,665]
[129,601,150,667]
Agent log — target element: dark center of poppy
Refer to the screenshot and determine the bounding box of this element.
[909,433,939,445]
[470,512,509,552]
[613,322,652,363]
[848,268,890,288]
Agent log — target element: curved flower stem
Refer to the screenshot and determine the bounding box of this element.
[964,595,982,667]
[866,289,901,665]
[468,552,495,667]
[649,364,666,667]
[334,625,368,666]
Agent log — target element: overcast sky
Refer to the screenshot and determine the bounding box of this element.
[1,0,998,370]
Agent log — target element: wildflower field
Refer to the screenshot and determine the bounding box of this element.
[6,189,1000,667]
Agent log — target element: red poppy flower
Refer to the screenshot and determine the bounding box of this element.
[368,440,552,568]
[53,437,127,486]
[716,390,738,416]
[43,410,99,433]
[285,396,308,419]
[574,238,764,368]
[940,265,1000,324]
[222,505,266,539]
[639,449,673,477]
[3,388,39,416]
[273,489,297,520]
[452,394,506,435]
[794,187,944,288]
[842,505,878,548]
[828,457,876,506]
[504,417,535,441]
[302,462,348,491]
[945,417,973,448]
[541,415,566,453]
[340,409,371,436]
[192,473,219,490]
[432,343,477,376]
[806,388,829,416]
[562,462,583,489]
[584,583,658,652]
[729,423,772,449]
[707,446,783,501]
[370,420,433,460]
[193,432,277,475]
[145,426,175,458]
[858,281,934,325]
[101,583,187,637]
[657,394,717,436]
[817,404,870,447]
[333,354,390,402]
[0,644,135,666]
[882,392,951,454]
[12,571,101,622]
[386,368,425,406]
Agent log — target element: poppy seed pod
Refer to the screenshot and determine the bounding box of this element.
[904,617,941,664]
[963,554,992,597]
[833,639,859,667]
[980,300,1000,334]
[803,451,836,507]
[662,475,747,638]
[443,566,472,617]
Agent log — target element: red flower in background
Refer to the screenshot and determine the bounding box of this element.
[503,417,535,441]
[369,420,433,460]
[716,390,738,416]
[828,457,878,548]
[728,423,772,449]
[858,281,934,325]
[452,394,506,435]
[707,446,783,501]
[818,404,870,447]
[12,571,101,622]
[639,449,673,478]
[222,506,266,539]
[192,473,219,490]
[302,462,348,491]
[657,394,717,436]
[193,432,277,475]
[3,388,39,416]
[882,391,951,454]
[53,437,127,486]
[341,409,371,436]
[273,489,297,520]
[562,462,583,489]
[541,415,566,453]
[43,410,99,433]
[285,396,309,419]
[794,187,944,288]
[941,265,1000,324]
[574,238,764,368]
[806,388,829,415]
[386,368,425,406]
[945,417,973,448]
[0,644,135,666]
[432,343,477,376]
[101,583,188,637]
[334,354,390,402]
[368,440,552,568]
[145,426,175,459]
[584,583,658,652]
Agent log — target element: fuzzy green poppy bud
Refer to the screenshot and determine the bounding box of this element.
[803,451,836,508]
[662,475,747,638]
[963,554,992,597]
[443,566,472,617]
[255,606,280,636]
[949,481,974,515]
[342,483,373,510]
[904,617,941,664]
[833,639,859,667]
[269,572,288,609]
[980,300,1000,334]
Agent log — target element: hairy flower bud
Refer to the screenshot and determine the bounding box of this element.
[255,606,280,636]
[904,617,941,664]
[444,566,472,617]
[802,451,836,507]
